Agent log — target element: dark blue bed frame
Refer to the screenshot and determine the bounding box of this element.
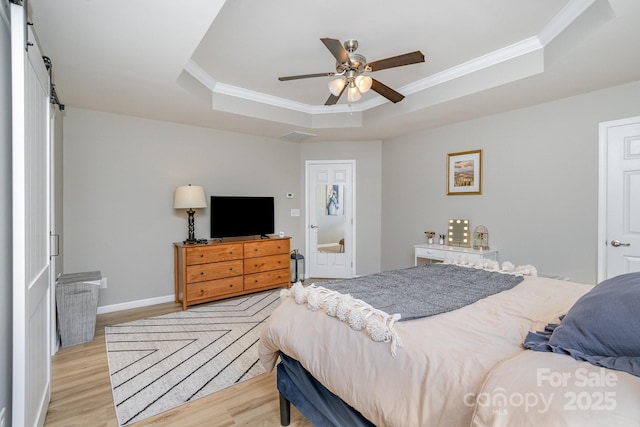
[276,352,375,426]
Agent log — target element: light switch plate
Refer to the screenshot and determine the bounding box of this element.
[286,192,294,199]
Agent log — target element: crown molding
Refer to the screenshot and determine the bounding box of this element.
[538,0,603,46]
[183,60,218,92]
[402,37,543,96]
[213,82,315,114]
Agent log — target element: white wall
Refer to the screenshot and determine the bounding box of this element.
[381,80,640,284]
[63,108,304,308]
[0,0,13,421]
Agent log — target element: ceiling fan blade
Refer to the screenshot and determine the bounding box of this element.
[367,51,425,72]
[371,78,405,103]
[325,85,346,105]
[278,72,335,81]
[321,38,350,64]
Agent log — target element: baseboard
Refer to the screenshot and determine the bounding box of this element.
[97,294,176,314]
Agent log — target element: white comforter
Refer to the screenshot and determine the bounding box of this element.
[258,276,638,426]
[471,350,640,426]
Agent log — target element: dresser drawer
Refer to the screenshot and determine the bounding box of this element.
[415,247,445,260]
[444,251,470,261]
[244,253,289,274]
[186,260,243,283]
[244,239,289,258]
[444,250,497,261]
[186,276,243,301]
[244,268,289,291]
[186,243,243,265]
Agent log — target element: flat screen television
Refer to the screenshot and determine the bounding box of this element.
[210,196,275,239]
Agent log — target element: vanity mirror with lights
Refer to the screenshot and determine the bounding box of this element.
[448,219,470,247]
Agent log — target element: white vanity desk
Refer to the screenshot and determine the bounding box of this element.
[414,244,498,266]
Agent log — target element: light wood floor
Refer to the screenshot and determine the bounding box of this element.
[44,299,314,427]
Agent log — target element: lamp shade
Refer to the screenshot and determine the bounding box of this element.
[355,75,372,93]
[347,85,361,102]
[173,185,207,209]
[328,78,346,96]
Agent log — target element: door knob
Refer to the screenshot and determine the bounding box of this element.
[611,240,631,247]
[310,224,318,229]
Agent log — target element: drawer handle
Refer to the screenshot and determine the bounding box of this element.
[200,289,205,293]
[200,272,204,275]
[255,279,259,283]
[200,254,204,258]
[229,284,233,288]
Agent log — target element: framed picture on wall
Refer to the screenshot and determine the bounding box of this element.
[447,149,482,195]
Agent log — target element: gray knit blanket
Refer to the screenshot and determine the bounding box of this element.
[320,263,524,321]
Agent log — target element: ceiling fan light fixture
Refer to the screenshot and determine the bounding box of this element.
[355,75,372,93]
[328,78,346,96]
[279,38,425,105]
[347,85,361,102]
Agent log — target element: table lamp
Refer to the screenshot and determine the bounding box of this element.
[174,184,207,244]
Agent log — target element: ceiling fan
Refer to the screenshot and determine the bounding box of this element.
[278,38,425,105]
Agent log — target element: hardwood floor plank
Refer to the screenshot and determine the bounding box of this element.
[45,301,313,427]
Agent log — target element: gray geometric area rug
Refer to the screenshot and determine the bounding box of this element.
[105,289,281,426]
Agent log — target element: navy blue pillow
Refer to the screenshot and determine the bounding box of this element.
[524,272,640,376]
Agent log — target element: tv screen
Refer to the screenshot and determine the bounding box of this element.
[210,196,275,239]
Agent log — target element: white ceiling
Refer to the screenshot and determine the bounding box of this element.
[29,0,640,142]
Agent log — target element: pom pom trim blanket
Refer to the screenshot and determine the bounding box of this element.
[280,260,533,355]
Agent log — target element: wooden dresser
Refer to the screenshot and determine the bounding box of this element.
[174,237,291,309]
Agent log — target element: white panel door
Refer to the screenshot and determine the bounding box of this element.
[306,161,355,279]
[11,4,52,426]
[598,116,640,280]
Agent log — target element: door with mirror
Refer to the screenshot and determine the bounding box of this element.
[306,161,355,279]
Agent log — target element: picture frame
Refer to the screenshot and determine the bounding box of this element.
[447,149,482,195]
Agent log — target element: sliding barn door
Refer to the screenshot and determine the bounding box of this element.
[11,3,52,426]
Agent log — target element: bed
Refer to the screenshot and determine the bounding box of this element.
[258,261,640,426]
